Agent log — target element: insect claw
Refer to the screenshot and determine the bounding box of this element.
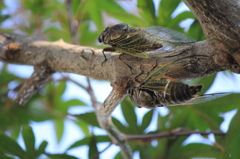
[101,50,108,66]
[118,53,134,74]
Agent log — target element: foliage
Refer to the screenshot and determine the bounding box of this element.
[0,0,239,159]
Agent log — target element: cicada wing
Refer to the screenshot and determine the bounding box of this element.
[143,26,196,51]
[178,93,231,105]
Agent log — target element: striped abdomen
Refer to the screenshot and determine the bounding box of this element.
[128,79,202,109]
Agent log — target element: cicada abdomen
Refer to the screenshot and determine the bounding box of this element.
[128,78,202,109]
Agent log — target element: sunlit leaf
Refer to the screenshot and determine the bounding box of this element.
[0,134,26,158]
[138,0,156,24]
[63,99,87,107]
[88,135,99,159]
[22,125,36,158]
[188,20,206,41]
[169,143,222,158]
[112,117,129,134]
[121,98,139,133]
[158,0,181,25]
[140,110,154,131]
[0,154,14,159]
[169,11,195,27]
[191,73,216,94]
[36,140,48,156]
[224,109,240,158]
[53,119,65,143]
[47,153,78,159]
[149,138,168,158]
[76,112,100,128]
[68,135,110,150]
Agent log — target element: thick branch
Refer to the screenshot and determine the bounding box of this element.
[183,0,240,65]
[15,62,54,105]
[96,84,132,159]
[0,33,233,83]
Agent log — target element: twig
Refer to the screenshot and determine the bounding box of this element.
[65,0,78,44]
[86,77,100,109]
[64,76,86,90]
[91,142,113,159]
[126,130,225,141]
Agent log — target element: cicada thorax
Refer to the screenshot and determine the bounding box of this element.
[128,78,203,109]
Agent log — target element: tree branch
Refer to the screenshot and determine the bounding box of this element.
[182,0,240,67]
[126,130,225,141]
[96,83,132,159]
[15,62,54,105]
[0,33,233,82]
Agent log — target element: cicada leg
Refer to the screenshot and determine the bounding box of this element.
[101,47,116,66]
[118,53,134,74]
[133,64,145,84]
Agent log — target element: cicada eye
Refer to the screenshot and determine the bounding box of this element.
[120,23,129,31]
[98,34,103,43]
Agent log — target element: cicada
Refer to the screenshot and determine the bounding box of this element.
[98,23,196,63]
[127,62,229,109]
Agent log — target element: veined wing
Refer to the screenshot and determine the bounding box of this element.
[143,26,196,43]
[143,26,196,51]
[177,93,231,106]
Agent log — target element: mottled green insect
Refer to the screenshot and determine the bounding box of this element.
[127,62,229,109]
[98,23,196,63]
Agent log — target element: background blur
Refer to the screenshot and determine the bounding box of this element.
[1,0,240,158]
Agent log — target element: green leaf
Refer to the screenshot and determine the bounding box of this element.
[169,11,195,27]
[191,73,216,94]
[63,99,87,107]
[76,112,100,128]
[158,0,181,25]
[224,109,240,158]
[22,125,36,158]
[112,117,129,134]
[88,136,99,159]
[72,0,82,17]
[0,134,26,159]
[68,137,90,150]
[53,119,65,143]
[99,0,147,26]
[157,111,169,131]
[36,140,48,156]
[46,153,78,159]
[75,120,90,135]
[169,143,221,158]
[88,0,103,30]
[138,0,156,24]
[68,135,110,150]
[140,110,154,131]
[195,93,240,113]
[188,20,206,41]
[121,98,138,133]
[150,138,168,158]
[167,107,191,128]
[0,154,14,159]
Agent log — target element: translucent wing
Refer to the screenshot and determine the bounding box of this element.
[143,26,196,43]
[177,93,231,106]
[143,26,196,51]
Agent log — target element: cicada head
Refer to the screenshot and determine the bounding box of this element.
[128,87,159,109]
[98,23,129,46]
